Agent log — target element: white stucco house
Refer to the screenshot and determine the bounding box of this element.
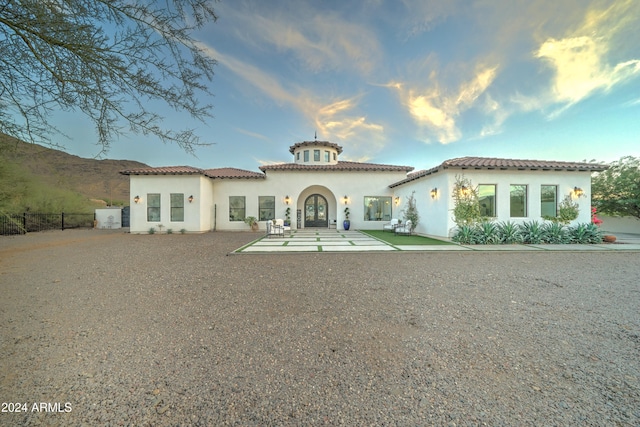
[120,140,606,237]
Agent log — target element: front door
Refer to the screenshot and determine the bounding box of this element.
[304,194,328,227]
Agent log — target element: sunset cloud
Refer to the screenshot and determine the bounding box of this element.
[535,0,640,115]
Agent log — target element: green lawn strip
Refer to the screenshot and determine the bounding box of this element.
[360,230,453,246]
[235,235,267,252]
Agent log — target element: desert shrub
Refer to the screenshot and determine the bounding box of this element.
[542,222,569,244]
[451,175,482,227]
[452,225,479,244]
[543,195,579,224]
[521,220,544,244]
[570,222,603,244]
[148,227,155,234]
[476,221,500,244]
[496,221,522,244]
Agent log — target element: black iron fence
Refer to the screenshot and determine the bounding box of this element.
[1,212,95,235]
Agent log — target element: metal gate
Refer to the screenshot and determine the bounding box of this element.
[121,206,130,227]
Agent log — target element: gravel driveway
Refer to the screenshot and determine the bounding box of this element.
[1,230,639,426]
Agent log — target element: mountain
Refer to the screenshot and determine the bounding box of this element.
[0,132,148,205]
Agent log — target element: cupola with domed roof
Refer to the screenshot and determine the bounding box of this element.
[289,140,343,165]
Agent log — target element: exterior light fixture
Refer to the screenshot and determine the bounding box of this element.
[188,195,194,203]
[134,195,140,204]
[343,195,349,205]
[573,187,584,198]
[430,188,438,199]
[460,185,469,196]
[394,196,400,206]
[284,195,291,205]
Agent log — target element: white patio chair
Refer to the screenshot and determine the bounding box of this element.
[383,218,399,232]
[394,220,412,235]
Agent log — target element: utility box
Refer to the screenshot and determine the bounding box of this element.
[95,208,122,229]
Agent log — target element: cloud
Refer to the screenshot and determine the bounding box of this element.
[391,65,498,144]
[197,42,386,161]
[219,3,382,76]
[314,98,386,161]
[534,0,640,115]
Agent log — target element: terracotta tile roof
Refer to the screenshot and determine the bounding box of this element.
[204,167,265,179]
[441,157,608,171]
[389,157,608,188]
[289,140,343,154]
[260,160,414,173]
[120,166,265,179]
[120,166,203,175]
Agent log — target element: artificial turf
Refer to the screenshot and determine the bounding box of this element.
[360,230,453,245]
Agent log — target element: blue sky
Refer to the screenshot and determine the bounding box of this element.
[62,0,639,171]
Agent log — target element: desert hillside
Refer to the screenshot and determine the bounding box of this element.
[0,132,147,205]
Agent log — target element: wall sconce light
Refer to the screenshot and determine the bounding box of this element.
[134,195,140,204]
[460,185,470,196]
[430,188,438,199]
[394,196,400,206]
[188,195,194,203]
[573,187,584,198]
[343,195,349,205]
[284,195,291,205]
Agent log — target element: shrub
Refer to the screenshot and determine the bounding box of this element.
[521,220,544,244]
[148,227,155,234]
[180,228,187,234]
[166,228,173,234]
[585,222,604,243]
[476,221,500,244]
[542,222,569,244]
[452,175,482,227]
[569,223,590,243]
[569,223,602,243]
[452,225,479,244]
[496,221,522,244]
[543,195,579,224]
[402,191,419,231]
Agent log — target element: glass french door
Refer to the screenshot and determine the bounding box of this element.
[304,194,328,227]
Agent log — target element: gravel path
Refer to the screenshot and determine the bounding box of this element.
[1,230,639,426]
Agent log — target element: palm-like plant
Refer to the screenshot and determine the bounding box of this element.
[496,221,522,244]
[543,222,569,244]
[521,220,544,244]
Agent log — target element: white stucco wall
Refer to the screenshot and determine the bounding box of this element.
[95,208,122,229]
[394,169,594,237]
[129,175,209,233]
[210,169,409,231]
[598,215,640,234]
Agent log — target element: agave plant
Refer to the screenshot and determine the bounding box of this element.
[496,221,522,244]
[584,222,604,243]
[452,225,479,244]
[569,223,590,243]
[521,220,544,244]
[476,221,500,244]
[542,222,569,244]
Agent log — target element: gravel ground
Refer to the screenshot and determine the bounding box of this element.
[1,229,639,426]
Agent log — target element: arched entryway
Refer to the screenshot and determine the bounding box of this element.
[304,194,328,227]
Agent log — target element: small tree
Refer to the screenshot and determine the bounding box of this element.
[0,0,218,154]
[402,191,419,231]
[592,156,640,220]
[452,175,481,227]
[543,195,579,225]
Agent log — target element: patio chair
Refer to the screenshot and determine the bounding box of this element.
[266,220,284,237]
[394,220,412,236]
[383,218,399,232]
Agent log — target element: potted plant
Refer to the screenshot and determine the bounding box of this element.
[284,207,291,226]
[343,207,350,230]
[244,216,259,231]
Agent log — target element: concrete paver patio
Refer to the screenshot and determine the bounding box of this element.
[235,229,640,253]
